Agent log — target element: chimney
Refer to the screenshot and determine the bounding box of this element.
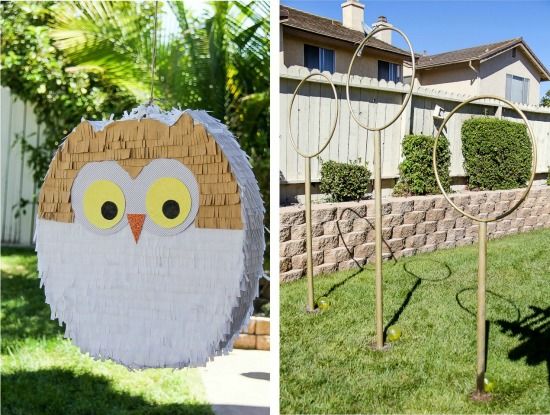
[341,0,365,31]
[372,16,393,44]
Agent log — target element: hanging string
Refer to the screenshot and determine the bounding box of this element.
[148,0,159,105]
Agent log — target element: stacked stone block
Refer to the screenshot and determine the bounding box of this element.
[233,316,270,350]
[280,187,550,282]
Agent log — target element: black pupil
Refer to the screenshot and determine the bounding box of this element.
[162,200,180,219]
[101,201,118,220]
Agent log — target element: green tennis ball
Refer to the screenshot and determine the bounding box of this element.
[317,297,330,311]
[483,377,495,393]
[387,326,402,342]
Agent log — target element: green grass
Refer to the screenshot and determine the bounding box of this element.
[281,230,550,414]
[1,247,213,415]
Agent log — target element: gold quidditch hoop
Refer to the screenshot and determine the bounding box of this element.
[433,95,537,223]
[344,25,416,350]
[288,71,340,311]
[432,94,537,397]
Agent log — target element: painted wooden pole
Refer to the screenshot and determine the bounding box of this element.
[476,221,488,394]
[374,130,384,349]
[304,157,314,311]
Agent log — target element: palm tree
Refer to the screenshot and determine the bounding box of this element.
[50,0,269,204]
[50,0,270,269]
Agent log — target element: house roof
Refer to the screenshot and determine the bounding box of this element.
[280,5,414,58]
[416,38,550,80]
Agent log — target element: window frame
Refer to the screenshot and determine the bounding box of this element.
[505,73,530,105]
[303,44,335,73]
[377,60,402,83]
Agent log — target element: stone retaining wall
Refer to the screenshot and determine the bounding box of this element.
[279,186,550,282]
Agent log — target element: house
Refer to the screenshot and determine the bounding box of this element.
[411,38,550,106]
[280,1,549,106]
[280,2,414,82]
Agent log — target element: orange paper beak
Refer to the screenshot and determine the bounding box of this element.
[127,214,146,243]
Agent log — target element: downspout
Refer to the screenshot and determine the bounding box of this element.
[469,60,479,90]
[468,60,478,74]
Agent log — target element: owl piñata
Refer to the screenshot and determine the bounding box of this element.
[35,105,265,368]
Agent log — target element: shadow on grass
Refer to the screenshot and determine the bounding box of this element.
[1,253,65,353]
[317,268,365,301]
[1,368,213,415]
[497,306,550,387]
[455,287,521,323]
[455,288,549,384]
[384,259,452,338]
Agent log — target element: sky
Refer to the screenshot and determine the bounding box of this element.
[282,0,550,99]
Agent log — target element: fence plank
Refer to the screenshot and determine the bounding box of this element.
[1,87,14,242]
[4,95,25,243]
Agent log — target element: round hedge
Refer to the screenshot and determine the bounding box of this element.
[393,134,451,196]
[319,160,371,202]
[461,118,532,190]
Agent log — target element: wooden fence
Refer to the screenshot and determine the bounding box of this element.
[1,87,44,246]
[280,65,550,184]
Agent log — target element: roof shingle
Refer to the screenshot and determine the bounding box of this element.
[416,38,520,68]
[416,38,550,80]
[280,5,413,58]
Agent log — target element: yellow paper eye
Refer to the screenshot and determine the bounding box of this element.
[82,180,125,229]
[146,178,192,228]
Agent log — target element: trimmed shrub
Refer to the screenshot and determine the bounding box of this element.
[319,159,371,202]
[393,134,451,196]
[547,166,550,186]
[461,118,532,190]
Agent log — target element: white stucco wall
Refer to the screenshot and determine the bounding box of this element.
[479,48,541,105]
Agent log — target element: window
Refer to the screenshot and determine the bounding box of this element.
[506,74,529,104]
[304,44,335,73]
[378,60,402,82]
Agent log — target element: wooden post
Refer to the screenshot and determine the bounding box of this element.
[374,130,384,349]
[304,157,315,312]
[476,221,487,394]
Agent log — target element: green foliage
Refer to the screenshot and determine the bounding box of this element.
[0,1,138,185]
[393,134,451,196]
[319,160,371,202]
[1,0,269,220]
[541,89,550,107]
[462,118,532,190]
[547,166,550,185]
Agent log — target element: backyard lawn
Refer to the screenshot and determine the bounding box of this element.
[281,229,550,414]
[1,247,213,415]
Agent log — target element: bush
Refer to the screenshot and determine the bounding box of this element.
[393,134,451,196]
[461,118,532,190]
[547,166,550,186]
[319,160,371,202]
